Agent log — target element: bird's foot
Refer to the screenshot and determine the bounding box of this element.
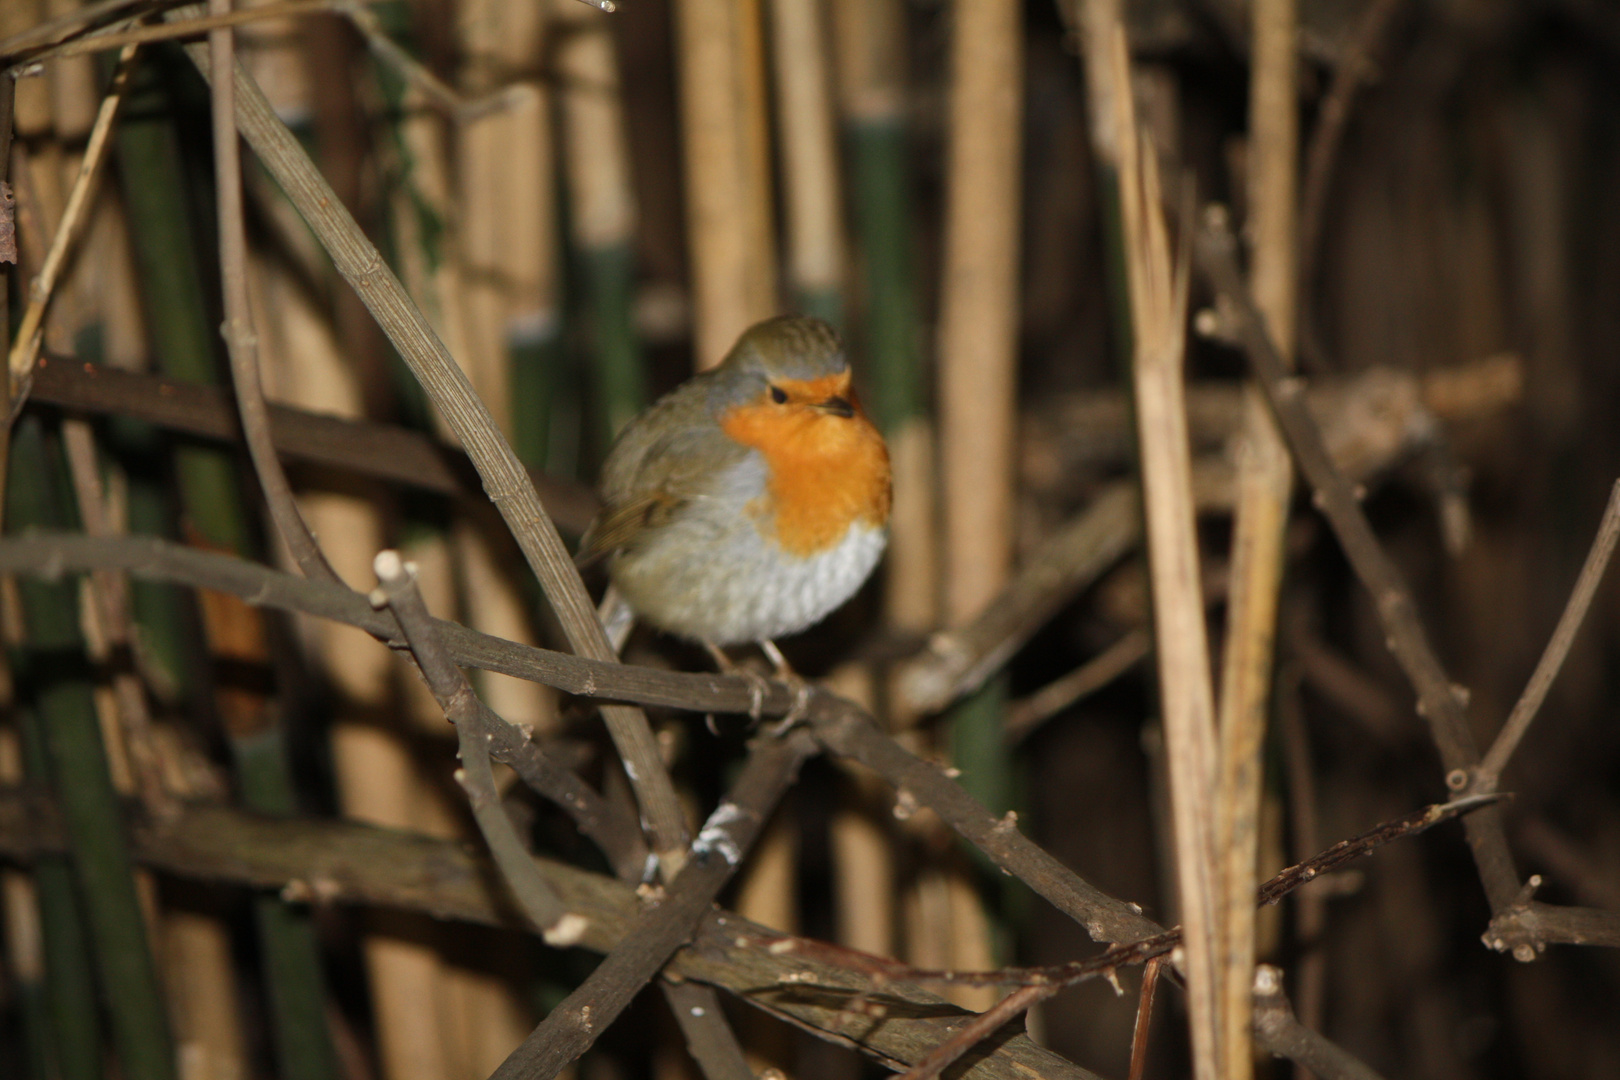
[759,640,813,735]
[703,640,770,724]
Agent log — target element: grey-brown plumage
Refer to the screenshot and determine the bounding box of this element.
[578,316,889,647]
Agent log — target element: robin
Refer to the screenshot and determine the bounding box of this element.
[578,315,891,678]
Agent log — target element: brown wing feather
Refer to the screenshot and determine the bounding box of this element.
[577,393,751,567]
[574,491,685,567]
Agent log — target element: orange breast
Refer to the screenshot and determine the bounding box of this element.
[720,379,892,558]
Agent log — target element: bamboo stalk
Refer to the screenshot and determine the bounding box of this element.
[554,0,645,442]
[451,0,561,740]
[672,0,777,367]
[935,0,1023,998]
[7,707,103,1080]
[6,416,177,1080]
[938,0,1021,628]
[112,46,338,1080]
[769,0,843,324]
[1213,0,1299,1069]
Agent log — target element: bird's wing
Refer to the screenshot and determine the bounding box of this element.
[576,415,750,566]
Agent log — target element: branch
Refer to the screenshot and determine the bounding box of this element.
[207,0,340,587]
[6,43,138,397]
[1193,207,1523,912]
[177,14,689,866]
[370,550,579,943]
[0,0,163,60]
[1473,479,1620,787]
[893,983,1058,1080]
[0,787,1090,1080]
[26,357,600,535]
[489,731,816,1080]
[1251,966,1387,1080]
[808,695,1161,945]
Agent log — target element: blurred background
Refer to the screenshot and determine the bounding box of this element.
[1,0,1619,1078]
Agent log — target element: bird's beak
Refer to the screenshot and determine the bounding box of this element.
[814,395,854,418]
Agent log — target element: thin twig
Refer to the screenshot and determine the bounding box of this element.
[1296,0,1406,369]
[8,1,339,66]
[207,0,341,587]
[1194,207,1524,913]
[370,550,579,941]
[178,15,691,869]
[489,731,816,1080]
[790,792,1507,995]
[1005,627,1151,742]
[1127,957,1165,1080]
[1252,966,1387,1080]
[6,43,139,394]
[1474,478,1620,787]
[894,983,1056,1080]
[335,0,532,123]
[0,0,162,60]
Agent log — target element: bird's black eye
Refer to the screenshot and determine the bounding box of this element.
[769,385,788,404]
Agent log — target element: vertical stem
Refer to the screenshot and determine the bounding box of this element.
[938,0,1021,628]
[5,713,101,1080]
[555,0,645,441]
[113,46,339,1080]
[673,0,778,366]
[770,0,844,325]
[1215,0,1298,1070]
[7,417,177,1080]
[937,0,1023,995]
[1112,28,1218,1080]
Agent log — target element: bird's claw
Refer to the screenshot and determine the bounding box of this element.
[768,674,813,736]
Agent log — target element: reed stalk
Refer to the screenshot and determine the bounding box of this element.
[1213,0,1299,1069]
[112,46,337,1080]
[6,416,176,1080]
[673,0,777,366]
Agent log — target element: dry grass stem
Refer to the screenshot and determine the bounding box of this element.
[1212,0,1298,1068]
[1111,25,1220,1079]
[6,43,137,392]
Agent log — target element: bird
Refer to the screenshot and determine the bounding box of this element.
[578,315,891,683]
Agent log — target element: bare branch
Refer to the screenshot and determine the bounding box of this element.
[489,731,815,1080]
[207,0,340,587]
[1194,207,1524,913]
[1252,966,1387,1080]
[370,550,578,942]
[26,357,600,534]
[177,14,690,867]
[1474,478,1620,787]
[0,787,1089,1080]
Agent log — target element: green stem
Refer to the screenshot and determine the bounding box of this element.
[846,118,921,433]
[7,417,176,1080]
[579,243,644,445]
[114,50,338,1080]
